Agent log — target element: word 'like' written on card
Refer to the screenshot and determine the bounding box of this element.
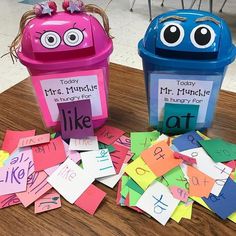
[136,181,180,225]
[81,149,116,179]
[16,170,52,207]
[58,100,94,139]
[18,133,50,148]
[0,193,21,209]
[32,137,66,171]
[141,141,182,177]
[95,125,125,145]
[69,136,99,151]
[47,158,94,204]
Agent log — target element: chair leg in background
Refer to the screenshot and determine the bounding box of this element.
[219,0,227,12]
[130,0,136,12]
[181,0,185,9]
[148,0,152,21]
[190,0,197,9]
[198,0,202,10]
[161,0,165,7]
[209,0,213,12]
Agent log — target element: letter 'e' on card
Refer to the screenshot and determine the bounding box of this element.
[58,100,94,140]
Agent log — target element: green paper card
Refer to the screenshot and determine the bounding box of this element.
[131,131,160,160]
[120,176,130,198]
[162,103,199,134]
[199,138,236,162]
[129,189,142,206]
[157,166,188,190]
[126,178,145,195]
[98,142,115,153]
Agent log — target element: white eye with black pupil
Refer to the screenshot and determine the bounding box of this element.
[40,31,61,49]
[63,28,84,47]
[190,24,215,48]
[160,23,184,47]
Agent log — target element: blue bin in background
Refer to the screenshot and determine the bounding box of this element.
[138,9,236,131]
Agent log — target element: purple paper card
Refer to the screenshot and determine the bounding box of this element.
[58,100,94,139]
[0,158,29,195]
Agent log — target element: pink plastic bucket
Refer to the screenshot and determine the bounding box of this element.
[17,11,113,129]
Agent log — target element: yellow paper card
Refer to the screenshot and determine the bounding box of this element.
[124,156,156,190]
[171,202,193,223]
[0,150,9,167]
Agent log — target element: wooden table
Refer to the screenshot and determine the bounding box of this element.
[0,63,236,236]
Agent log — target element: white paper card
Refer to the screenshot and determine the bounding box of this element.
[97,164,127,188]
[81,149,116,179]
[69,137,99,151]
[47,158,94,204]
[136,181,179,225]
[181,147,232,196]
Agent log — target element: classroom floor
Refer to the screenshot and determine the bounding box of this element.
[0,0,236,93]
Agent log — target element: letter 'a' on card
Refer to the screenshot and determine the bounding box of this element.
[141,141,182,177]
[58,100,94,140]
[47,159,94,204]
[162,103,199,135]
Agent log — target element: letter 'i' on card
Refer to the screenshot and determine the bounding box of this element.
[47,158,94,204]
[136,181,179,225]
[58,100,94,140]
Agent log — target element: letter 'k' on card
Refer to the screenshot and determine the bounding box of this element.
[136,181,179,225]
[141,141,182,177]
[95,125,125,145]
[58,100,94,139]
[125,156,156,190]
[47,158,94,204]
[81,149,116,178]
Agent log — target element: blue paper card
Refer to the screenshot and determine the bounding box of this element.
[202,178,236,219]
[172,131,203,152]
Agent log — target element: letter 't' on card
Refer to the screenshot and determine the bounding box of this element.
[136,181,179,225]
[47,158,94,204]
[141,141,182,177]
[58,100,94,139]
[162,103,199,135]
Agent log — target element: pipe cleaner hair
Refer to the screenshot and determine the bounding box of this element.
[8,0,112,63]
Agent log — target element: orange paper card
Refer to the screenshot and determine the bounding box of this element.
[187,165,215,198]
[141,141,182,177]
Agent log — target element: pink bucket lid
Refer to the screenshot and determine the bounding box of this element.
[17,12,113,71]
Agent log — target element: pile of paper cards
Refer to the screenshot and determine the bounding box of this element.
[0,124,131,215]
[118,130,236,225]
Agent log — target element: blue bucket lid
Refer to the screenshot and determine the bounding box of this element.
[138,10,236,70]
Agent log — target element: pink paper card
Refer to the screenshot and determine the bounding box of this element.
[174,152,197,165]
[95,125,125,145]
[58,100,94,139]
[169,186,189,202]
[31,69,108,128]
[0,157,30,195]
[0,193,21,209]
[16,171,52,207]
[45,140,81,176]
[111,144,128,174]
[114,135,131,148]
[18,133,50,148]
[124,194,143,213]
[1,130,35,154]
[34,189,61,214]
[74,184,106,215]
[32,136,66,171]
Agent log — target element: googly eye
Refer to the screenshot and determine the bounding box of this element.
[40,31,61,49]
[190,24,215,49]
[160,23,184,47]
[63,28,84,47]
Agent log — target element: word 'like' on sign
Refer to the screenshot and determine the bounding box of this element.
[32,136,66,172]
[95,125,125,145]
[141,141,182,177]
[58,100,94,139]
[18,133,50,148]
[136,181,179,225]
[47,158,94,204]
[162,103,199,134]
